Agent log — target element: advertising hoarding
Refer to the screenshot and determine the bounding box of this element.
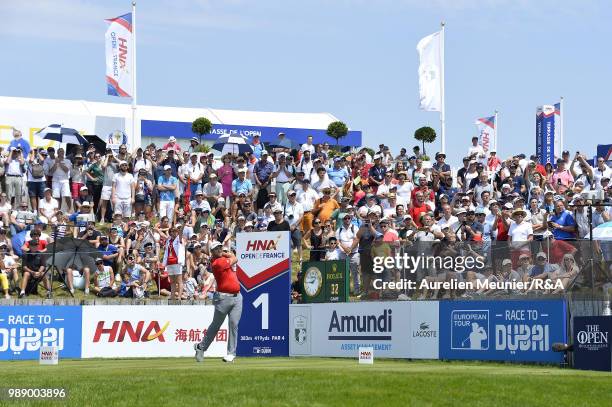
[0,306,82,360]
[81,305,227,358]
[439,300,567,363]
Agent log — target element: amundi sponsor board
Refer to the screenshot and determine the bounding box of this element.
[289,302,439,359]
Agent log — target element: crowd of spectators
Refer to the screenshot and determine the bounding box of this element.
[0,129,610,301]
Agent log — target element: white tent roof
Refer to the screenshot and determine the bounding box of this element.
[0,96,340,129]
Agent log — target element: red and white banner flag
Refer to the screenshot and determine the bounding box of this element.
[105,13,133,97]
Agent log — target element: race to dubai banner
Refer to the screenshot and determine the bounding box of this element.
[105,13,133,97]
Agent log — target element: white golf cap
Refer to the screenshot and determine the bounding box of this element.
[169,136,176,142]
[210,241,223,250]
[163,165,172,170]
[119,160,128,166]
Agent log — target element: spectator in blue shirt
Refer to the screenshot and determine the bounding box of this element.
[253,151,274,191]
[529,252,559,278]
[232,168,253,198]
[251,135,265,160]
[96,235,118,267]
[548,199,577,240]
[327,158,349,188]
[8,129,31,157]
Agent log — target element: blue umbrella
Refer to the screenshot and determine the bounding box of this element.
[36,124,88,145]
[212,134,253,155]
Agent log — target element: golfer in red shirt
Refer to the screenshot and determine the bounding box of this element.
[194,241,242,363]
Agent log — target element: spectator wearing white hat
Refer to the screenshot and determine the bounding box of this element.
[368,154,386,194]
[508,207,533,266]
[187,137,199,154]
[163,136,182,152]
[202,173,223,209]
[231,168,253,200]
[74,185,93,212]
[38,187,59,222]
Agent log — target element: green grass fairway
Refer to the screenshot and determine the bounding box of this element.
[1,358,609,406]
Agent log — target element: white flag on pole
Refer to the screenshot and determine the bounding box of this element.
[417,31,442,111]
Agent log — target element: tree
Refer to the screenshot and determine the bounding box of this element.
[414,126,437,157]
[326,121,349,150]
[194,144,211,154]
[191,117,213,144]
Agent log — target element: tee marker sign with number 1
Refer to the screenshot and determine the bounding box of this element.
[236,231,291,357]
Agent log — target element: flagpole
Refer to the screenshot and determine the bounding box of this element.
[440,22,446,154]
[559,96,564,153]
[494,110,498,152]
[131,1,138,149]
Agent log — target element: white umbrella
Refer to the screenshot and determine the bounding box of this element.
[592,221,612,241]
[35,124,88,145]
[212,134,253,156]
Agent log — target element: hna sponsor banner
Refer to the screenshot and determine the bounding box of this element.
[0,306,82,360]
[475,116,495,154]
[105,13,133,97]
[236,232,291,357]
[81,305,227,358]
[439,300,567,362]
[573,316,611,372]
[289,302,440,359]
[236,231,290,291]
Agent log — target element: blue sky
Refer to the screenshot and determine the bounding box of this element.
[2,0,610,166]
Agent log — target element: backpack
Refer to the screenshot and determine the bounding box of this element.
[30,161,44,178]
[97,286,117,297]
